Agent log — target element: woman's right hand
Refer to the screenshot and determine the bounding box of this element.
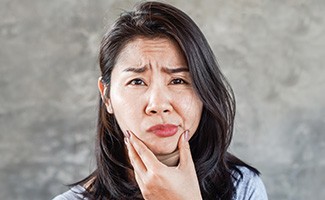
[125,130,202,200]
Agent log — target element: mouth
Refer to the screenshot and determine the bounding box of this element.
[147,124,179,137]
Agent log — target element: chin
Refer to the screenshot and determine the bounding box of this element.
[147,142,176,155]
[142,136,179,155]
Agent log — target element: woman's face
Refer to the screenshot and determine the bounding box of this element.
[105,37,203,156]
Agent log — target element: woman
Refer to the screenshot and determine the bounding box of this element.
[53,1,267,200]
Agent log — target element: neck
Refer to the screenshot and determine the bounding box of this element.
[156,150,180,166]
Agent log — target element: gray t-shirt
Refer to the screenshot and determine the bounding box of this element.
[52,166,268,200]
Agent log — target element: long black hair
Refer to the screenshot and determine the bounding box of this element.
[74,1,259,199]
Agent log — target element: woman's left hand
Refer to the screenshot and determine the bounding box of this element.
[124,130,202,200]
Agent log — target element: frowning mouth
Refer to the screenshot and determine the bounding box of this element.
[147,124,179,137]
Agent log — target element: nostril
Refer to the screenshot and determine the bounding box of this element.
[151,110,157,114]
[163,110,169,113]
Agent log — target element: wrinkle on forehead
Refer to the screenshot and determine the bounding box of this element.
[115,36,187,69]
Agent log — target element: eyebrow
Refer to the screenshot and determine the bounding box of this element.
[123,66,189,74]
[162,67,189,74]
[123,66,148,73]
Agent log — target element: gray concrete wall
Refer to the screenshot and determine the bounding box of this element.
[1,0,324,199]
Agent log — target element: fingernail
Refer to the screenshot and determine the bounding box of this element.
[124,137,129,145]
[124,130,130,138]
[183,130,189,141]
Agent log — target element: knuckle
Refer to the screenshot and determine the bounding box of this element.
[144,171,159,186]
[150,164,160,173]
[140,171,164,198]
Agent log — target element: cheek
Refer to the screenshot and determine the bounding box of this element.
[177,92,203,130]
[110,90,144,131]
[110,84,141,110]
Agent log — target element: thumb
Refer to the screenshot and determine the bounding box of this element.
[178,130,194,169]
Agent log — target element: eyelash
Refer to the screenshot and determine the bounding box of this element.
[170,78,188,85]
[129,78,146,86]
[128,78,188,86]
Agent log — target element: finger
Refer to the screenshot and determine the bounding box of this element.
[133,168,145,189]
[177,130,195,169]
[125,136,147,173]
[128,130,162,170]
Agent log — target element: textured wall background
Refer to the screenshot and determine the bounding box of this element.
[1,0,324,199]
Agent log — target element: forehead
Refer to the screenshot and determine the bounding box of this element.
[123,36,181,51]
[115,36,186,66]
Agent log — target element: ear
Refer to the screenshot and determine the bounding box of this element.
[98,77,113,114]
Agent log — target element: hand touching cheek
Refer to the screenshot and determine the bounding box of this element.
[124,130,202,200]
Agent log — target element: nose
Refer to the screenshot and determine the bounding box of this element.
[145,86,173,115]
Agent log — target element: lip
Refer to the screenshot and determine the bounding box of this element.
[147,124,179,137]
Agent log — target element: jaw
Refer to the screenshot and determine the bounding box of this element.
[156,149,180,166]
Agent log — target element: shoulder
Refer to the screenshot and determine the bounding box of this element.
[232,166,268,200]
[52,185,87,200]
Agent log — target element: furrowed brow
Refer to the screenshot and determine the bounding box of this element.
[163,67,189,74]
[123,66,148,73]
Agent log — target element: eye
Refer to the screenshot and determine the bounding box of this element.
[170,78,187,85]
[128,78,146,86]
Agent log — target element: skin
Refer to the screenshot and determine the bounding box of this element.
[98,37,203,199]
[125,130,202,199]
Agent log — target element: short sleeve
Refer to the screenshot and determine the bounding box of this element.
[233,167,268,200]
[52,185,87,200]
